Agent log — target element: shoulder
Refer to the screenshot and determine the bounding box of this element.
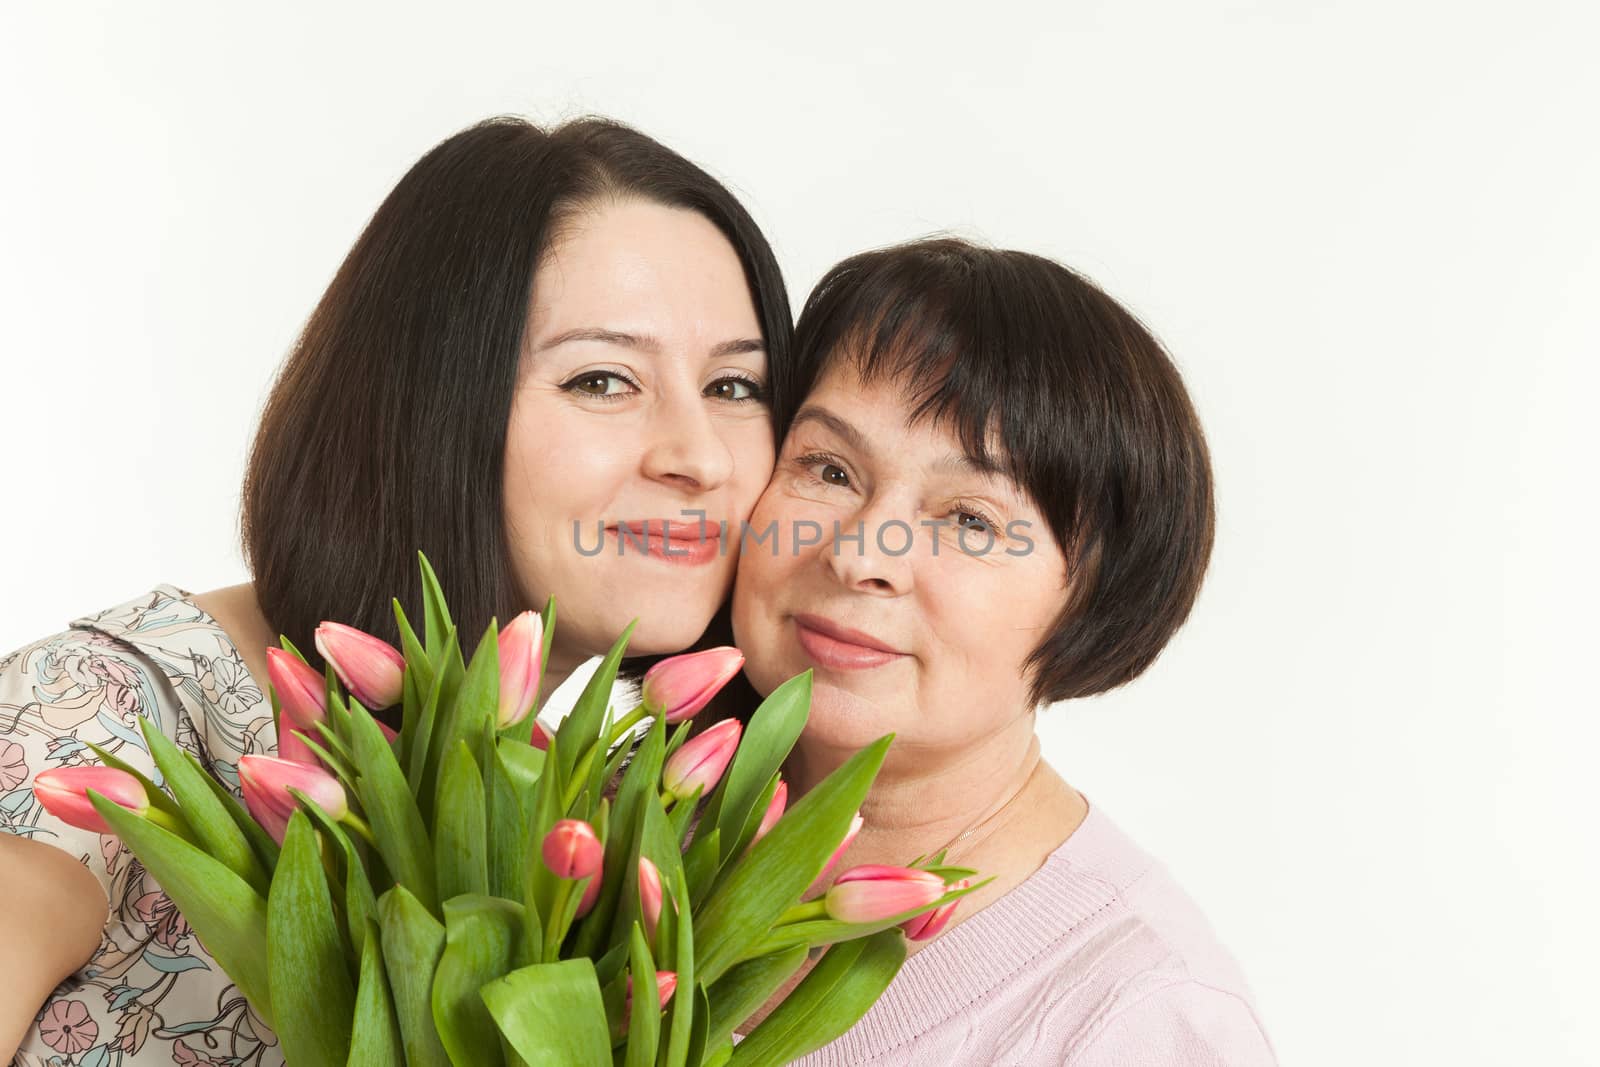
[1041,806,1276,1064]
[1066,979,1278,1066]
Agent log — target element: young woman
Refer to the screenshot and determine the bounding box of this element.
[728,237,1277,1063]
[0,115,793,1065]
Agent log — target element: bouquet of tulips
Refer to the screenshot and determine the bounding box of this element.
[32,554,986,1066]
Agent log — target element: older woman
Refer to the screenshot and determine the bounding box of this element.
[728,237,1277,1063]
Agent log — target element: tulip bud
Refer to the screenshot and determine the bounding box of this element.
[496,611,543,729]
[238,754,349,846]
[640,647,745,723]
[266,646,327,732]
[661,718,741,801]
[901,877,969,941]
[541,818,603,880]
[805,810,864,896]
[33,767,150,835]
[575,862,603,919]
[752,778,788,845]
[277,724,321,767]
[824,864,947,924]
[314,622,405,710]
[377,719,400,743]
[638,856,662,942]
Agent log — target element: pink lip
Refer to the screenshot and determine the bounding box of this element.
[606,520,721,566]
[792,613,907,671]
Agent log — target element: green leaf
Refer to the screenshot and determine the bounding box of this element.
[575,716,666,960]
[703,945,808,1052]
[692,734,893,985]
[662,867,696,1067]
[268,811,356,1067]
[705,672,811,869]
[624,922,661,1067]
[523,734,567,935]
[393,596,434,773]
[378,886,451,1067]
[480,957,612,1067]
[87,790,274,1027]
[555,621,635,784]
[295,793,378,959]
[435,741,489,899]
[348,919,404,1067]
[349,698,438,914]
[424,621,499,830]
[432,894,524,1067]
[407,641,450,797]
[725,930,905,1067]
[489,744,532,901]
[417,550,455,667]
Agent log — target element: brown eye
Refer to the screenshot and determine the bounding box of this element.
[564,371,635,399]
[705,376,766,403]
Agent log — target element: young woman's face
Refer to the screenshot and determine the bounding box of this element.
[731,361,1069,761]
[503,197,775,662]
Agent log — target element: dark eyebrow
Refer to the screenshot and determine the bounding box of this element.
[933,449,1006,479]
[794,403,1006,479]
[791,404,872,458]
[535,328,765,360]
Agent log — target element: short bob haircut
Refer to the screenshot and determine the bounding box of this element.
[785,237,1215,707]
[242,116,794,719]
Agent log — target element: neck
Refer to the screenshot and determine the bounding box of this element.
[537,637,587,708]
[783,709,1046,873]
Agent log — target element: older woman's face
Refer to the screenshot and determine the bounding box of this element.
[732,362,1069,756]
[503,197,774,662]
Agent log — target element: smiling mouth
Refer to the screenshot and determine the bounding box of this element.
[604,520,722,565]
[791,613,907,671]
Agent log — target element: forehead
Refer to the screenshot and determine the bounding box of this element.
[527,199,757,331]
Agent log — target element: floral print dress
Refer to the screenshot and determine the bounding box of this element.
[2,586,284,1067]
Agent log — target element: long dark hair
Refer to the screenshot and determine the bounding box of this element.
[242,116,793,722]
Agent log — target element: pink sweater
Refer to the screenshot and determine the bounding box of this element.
[754,798,1277,1065]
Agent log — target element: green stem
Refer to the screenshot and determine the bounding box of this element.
[340,811,380,850]
[606,703,649,745]
[775,898,829,926]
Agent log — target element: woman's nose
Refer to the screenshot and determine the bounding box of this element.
[639,389,735,492]
[820,496,916,597]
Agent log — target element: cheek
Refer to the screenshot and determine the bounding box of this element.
[504,398,636,517]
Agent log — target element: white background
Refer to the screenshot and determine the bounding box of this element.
[3,3,1596,1063]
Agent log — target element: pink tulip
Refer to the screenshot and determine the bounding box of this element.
[238,754,349,845]
[661,718,741,801]
[33,767,150,835]
[575,862,603,919]
[806,810,865,896]
[266,647,326,732]
[377,719,400,743]
[496,611,543,729]
[824,864,947,924]
[901,877,969,941]
[277,724,322,767]
[640,647,745,723]
[752,778,788,844]
[541,818,603,880]
[314,621,405,710]
[638,856,662,942]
